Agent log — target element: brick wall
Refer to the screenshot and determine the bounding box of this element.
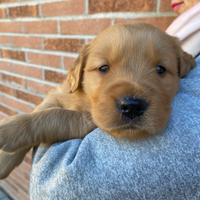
[0,0,176,199]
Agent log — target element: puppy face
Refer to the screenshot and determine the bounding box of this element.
[68,23,195,139]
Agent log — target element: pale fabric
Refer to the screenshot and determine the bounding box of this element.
[166,2,200,57]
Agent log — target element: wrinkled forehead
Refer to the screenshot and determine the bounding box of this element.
[87,24,179,66]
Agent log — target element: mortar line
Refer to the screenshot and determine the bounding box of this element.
[85,0,88,15]
[0,33,96,39]
[57,20,60,34]
[0,12,177,22]
[6,7,9,18]
[0,45,79,57]
[156,0,161,13]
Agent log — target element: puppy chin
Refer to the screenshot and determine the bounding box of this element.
[99,122,157,139]
[99,110,170,139]
[108,126,152,139]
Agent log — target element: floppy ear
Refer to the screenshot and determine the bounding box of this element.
[178,50,196,78]
[67,43,91,93]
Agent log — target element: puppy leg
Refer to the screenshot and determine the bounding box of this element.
[0,85,93,152]
[0,146,31,179]
[0,107,95,179]
[0,87,96,178]
[0,108,95,153]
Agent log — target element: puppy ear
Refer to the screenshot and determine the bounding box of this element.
[178,51,196,78]
[67,43,91,93]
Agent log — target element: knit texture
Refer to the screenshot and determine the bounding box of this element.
[30,56,200,200]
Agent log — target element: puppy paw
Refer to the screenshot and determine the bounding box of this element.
[0,147,31,179]
[0,123,21,153]
[0,114,31,153]
[0,150,14,179]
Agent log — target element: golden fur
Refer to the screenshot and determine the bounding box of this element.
[0,23,195,179]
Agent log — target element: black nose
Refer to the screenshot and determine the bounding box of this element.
[117,98,148,120]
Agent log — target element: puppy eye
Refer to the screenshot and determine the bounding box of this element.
[98,65,109,74]
[157,65,166,75]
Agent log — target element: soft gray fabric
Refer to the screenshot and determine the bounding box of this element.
[30,56,200,200]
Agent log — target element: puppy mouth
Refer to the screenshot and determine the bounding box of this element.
[105,118,152,139]
[109,124,137,132]
[105,117,143,131]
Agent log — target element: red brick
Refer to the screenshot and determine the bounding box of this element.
[45,70,66,84]
[0,182,21,200]
[24,154,32,165]
[12,171,30,189]
[0,94,4,103]
[10,170,18,179]
[0,104,17,116]
[27,149,32,157]
[27,80,55,95]
[23,20,57,34]
[43,38,84,53]
[9,5,38,18]
[0,0,16,3]
[1,180,18,193]
[2,74,26,88]
[0,181,25,200]
[60,19,111,35]
[0,112,6,119]
[0,21,21,33]
[42,0,84,16]
[12,36,41,49]
[20,161,31,173]
[0,35,10,45]
[13,64,42,79]
[16,90,43,105]
[29,105,36,112]
[27,52,61,68]
[9,174,29,194]
[0,61,12,71]
[1,49,25,61]
[15,167,30,181]
[0,84,15,96]
[0,8,7,18]
[160,0,173,11]
[5,96,29,113]
[114,16,177,31]
[89,0,155,14]
[63,56,76,70]
[18,189,30,200]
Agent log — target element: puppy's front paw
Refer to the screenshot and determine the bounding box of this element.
[0,150,16,179]
[0,126,18,153]
[0,114,32,153]
[0,147,31,179]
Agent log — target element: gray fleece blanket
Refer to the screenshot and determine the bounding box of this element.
[30,56,200,200]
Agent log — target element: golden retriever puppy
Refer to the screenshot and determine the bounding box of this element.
[0,23,195,179]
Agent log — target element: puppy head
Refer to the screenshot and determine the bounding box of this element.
[68,23,195,139]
